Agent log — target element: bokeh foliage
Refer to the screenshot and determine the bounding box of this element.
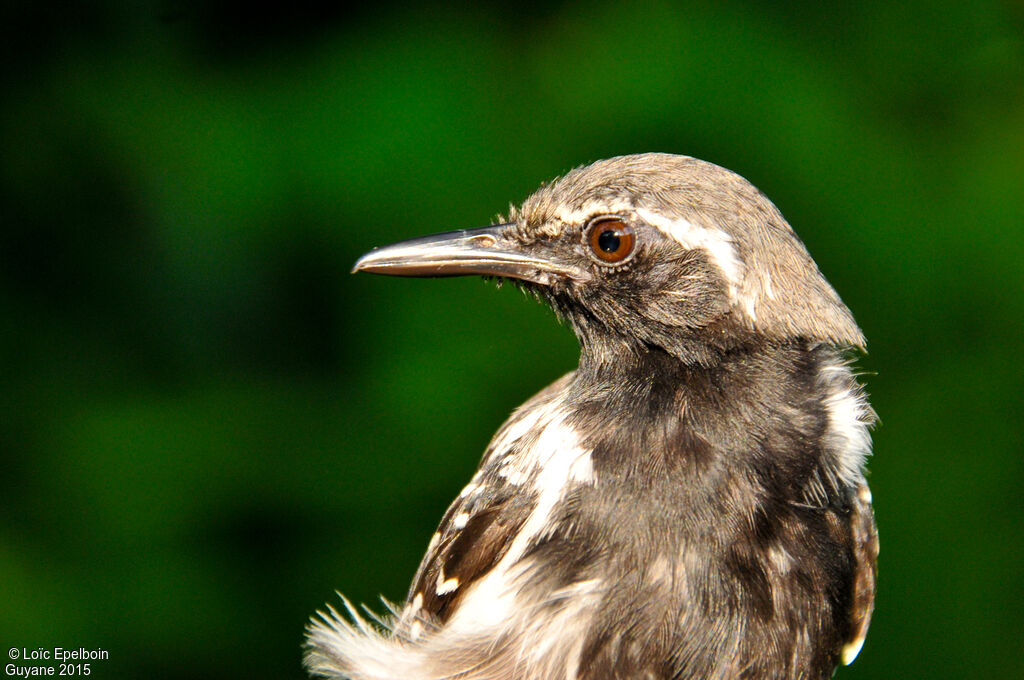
[2,1,1022,678]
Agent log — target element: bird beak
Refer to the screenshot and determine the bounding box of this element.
[352,223,584,286]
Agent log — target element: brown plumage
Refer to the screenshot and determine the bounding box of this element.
[306,154,877,679]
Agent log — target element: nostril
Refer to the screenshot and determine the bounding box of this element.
[467,234,497,248]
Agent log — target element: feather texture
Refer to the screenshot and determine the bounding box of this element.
[314,154,878,679]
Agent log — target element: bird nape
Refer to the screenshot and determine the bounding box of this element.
[306,153,877,680]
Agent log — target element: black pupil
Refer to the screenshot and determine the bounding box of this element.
[597,229,621,253]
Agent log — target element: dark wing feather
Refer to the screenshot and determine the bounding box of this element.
[409,496,531,623]
[401,373,576,629]
[841,483,878,665]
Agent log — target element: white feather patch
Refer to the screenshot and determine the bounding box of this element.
[436,576,460,595]
[818,360,873,488]
[306,598,435,680]
[485,398,563,465]
[841,632,867,665]
[636,208,745,295]
[449,408,594,633]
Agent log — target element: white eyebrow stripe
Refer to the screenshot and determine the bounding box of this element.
[635,208,745,295]
[555,203,756,321]
[552,200,745,295]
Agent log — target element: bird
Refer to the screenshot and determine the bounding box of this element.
[305,153,877,680]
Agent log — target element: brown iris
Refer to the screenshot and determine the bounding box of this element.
[586,218,636,264]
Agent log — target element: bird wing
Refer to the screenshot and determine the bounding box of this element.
[841,483,878,665]
[407,493,532,625]
[403,372,577,627]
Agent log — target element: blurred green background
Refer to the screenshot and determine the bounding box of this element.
[2,1,1022,678]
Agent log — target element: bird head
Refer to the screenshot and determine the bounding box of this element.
[354,153,863,366]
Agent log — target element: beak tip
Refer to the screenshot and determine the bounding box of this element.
[351,251,375,274]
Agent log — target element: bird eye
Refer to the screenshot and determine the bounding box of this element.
[585,219,636,264]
